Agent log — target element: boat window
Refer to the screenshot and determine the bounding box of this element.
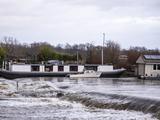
[45,65,53,72]
[157,64,160,70]
[6,63,9,70]
[153,64,156,70]
[31,66,40,72]
[70,66,78,71]
[58,66,64,71]
[84,66,97,71]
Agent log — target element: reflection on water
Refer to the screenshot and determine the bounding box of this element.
[0,77,160,120]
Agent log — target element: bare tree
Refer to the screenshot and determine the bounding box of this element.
[104,40,121,66]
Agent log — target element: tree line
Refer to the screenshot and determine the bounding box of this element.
[0,36,159,71]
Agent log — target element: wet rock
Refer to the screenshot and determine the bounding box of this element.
[6,92,16,97]
[58,86,69,89]
[155,111,160,120]
[56,92,64,98]
[38,85,52,89]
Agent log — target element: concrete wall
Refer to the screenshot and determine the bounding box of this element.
[138,64,145,76]
[11,64,31,72]
[97,65,113,72]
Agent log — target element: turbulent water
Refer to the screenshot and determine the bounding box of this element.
[0,77,160,120]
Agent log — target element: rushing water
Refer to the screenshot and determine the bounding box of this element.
[0,77,160,120]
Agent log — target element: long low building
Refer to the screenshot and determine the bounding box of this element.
[8,64,113,73]
[136,55,160,78]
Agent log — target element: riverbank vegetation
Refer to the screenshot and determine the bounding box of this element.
[0,36,159,72]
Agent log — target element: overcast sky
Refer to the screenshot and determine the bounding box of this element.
[0,0,160,49]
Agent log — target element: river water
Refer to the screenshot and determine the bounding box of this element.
[0,77,160,120]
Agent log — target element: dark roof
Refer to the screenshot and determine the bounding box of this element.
[144,55,160,60]
[136,55,160,64]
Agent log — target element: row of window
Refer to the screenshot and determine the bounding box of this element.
[153,64,160,70]
[31,65,98,72]
[31,65,78,72]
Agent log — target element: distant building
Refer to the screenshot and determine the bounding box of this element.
[119,55,128,61]
[136,55,160,77]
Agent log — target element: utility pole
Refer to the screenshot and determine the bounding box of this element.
[102,33,105,65]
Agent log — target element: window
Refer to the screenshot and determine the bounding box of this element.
[153,64,156,70]
[70,66,78,71]
[157,65,160,70]
[31,66,40,71]
[45,65,53,72]
[84,66,97,71]
[58,66,64,71]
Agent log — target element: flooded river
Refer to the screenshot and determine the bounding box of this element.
[0,77,160,120]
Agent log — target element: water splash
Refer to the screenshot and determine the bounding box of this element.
[1,78,160,120]
[0,98,157,120]
[61,92,160,119]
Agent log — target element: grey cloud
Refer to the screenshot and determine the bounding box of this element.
[0,0,160,48]
[45,0,160,11]
[43,0,160,18]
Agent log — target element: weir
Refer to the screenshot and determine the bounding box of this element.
[1,78,160,120]
[15,88,160,119]
[60,92,160,119]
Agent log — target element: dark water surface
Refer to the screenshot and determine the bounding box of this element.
[0,77,160,120]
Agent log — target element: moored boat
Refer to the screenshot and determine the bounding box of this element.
[69,70,101,78]
[0,63,125,79]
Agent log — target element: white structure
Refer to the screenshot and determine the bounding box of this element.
[98,65,113,72]
[70,70,101,78]
[64,65,70,72]
[78,65,84,72]
[8,63,113,73]
[136,55,160,77]
[11,64,31,72]
[1,62,125,79]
